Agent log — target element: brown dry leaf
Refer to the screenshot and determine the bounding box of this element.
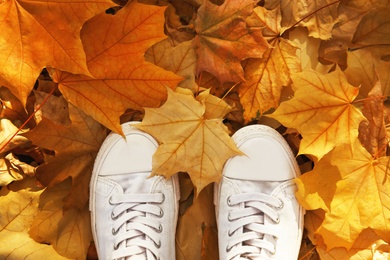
[193,0,269,83]
[375,59,390,96]
[269,68,365,159]
[344,49,377,98]
[22,103,106,209]
[0,177,67,259]
[246,5,281,42]
[176,184,217,260]
[269,0,340,39]
[0,153,35,186]
[137,88,241,192]
[239,38,300,122]
[53,1,183,134]
[0,86,29,127]
[0,0,113,105]
[352,8,390,56]
[0,119,30,154]
[358,81,388,157]
[145,39,197,92]
[33,90,71,126]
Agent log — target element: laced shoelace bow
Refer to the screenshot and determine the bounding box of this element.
[109,193,165,260]
[226,193,283,260]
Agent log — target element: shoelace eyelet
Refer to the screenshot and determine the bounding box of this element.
[227,213,233,222]
[155,240,162,249]
[228,229,234,237]
[111,212,117,220]
[157,224,163,233]
[270,246,277,255]
[276,200,284,209]
[226,245,232,252]
[112,227,119,235]
[227,196,233,206]
[274,216,280,224]
[158,209,164,218]
[109,196,114,205]
[113,243,119,250]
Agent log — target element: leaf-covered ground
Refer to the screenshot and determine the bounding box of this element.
[1,0,390,259]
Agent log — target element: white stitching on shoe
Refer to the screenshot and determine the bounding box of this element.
[109,192,164,260]
[225,192,282,259]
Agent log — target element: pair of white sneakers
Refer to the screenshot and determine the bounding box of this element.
[89,122,304,260]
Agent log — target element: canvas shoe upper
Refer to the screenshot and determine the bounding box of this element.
[90,122,179,260]
[215,125,304,260]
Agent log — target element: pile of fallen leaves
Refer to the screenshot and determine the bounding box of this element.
[1,0,390,259]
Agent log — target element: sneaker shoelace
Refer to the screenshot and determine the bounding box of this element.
[226,193,283,260]
[109,193,165,260]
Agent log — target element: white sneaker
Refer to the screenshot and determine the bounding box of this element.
[215,125,304,259]
[90,122,180,260]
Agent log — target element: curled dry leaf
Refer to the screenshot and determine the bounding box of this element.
[0,153,35,186]
[176,184,217,260]
[137,88,241,193]
[33,90,71,126]
[0,0,113,105]
[0,118,30,153]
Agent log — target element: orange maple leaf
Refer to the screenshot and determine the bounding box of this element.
[269,67,365,159]
[137,88,241,193]
[0,0,113,105]
[52,1,183,134]
[192,0,269,83]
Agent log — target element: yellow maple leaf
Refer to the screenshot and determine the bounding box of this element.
[0,0,112,105]
[0,177,67,259]
[269,67,365,159]
[305,211,390,260]
[297,142,390,250]
[53,1,183,134]
[137,88,241,193]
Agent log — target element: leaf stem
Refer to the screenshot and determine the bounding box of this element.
[0,85,56,153]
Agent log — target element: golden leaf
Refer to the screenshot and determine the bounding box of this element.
[137,88,241,192]
[0,178,67,259]
[269,68,365,159]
